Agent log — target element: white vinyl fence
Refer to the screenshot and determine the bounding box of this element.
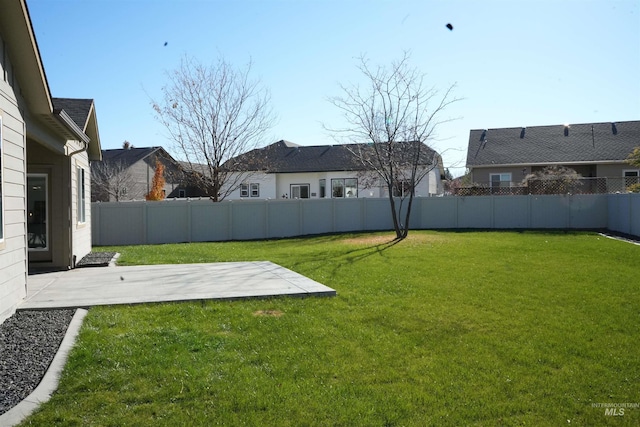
[92,193,640,246]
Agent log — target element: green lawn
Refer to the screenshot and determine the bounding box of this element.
[22,231,640,426]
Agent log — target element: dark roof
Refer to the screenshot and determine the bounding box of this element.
[227,140,439,173]
[52,98,94,131]
[466,121,640,167]
[100,147,164,167]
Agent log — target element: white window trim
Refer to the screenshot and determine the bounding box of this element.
[250,183,260,197]
[331,178,358,198]
[77,166,86,223]
[27,174,49,251]
[240,183,249,198]
[623,169,640,189]
[290,184,310,199]
[489,173,512,188]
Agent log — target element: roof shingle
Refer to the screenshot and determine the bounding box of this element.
[228,140,439,173]
[466,120,640,167]
[52,98,94,131]
[100,147,163,167]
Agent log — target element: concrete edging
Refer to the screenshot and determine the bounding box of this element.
[0,308,88,427]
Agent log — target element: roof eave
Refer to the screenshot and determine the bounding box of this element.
[0,0,53,115]
[53,109,90,144]
[84,102,102,161]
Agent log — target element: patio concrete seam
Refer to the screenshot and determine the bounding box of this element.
[0,308,88,427]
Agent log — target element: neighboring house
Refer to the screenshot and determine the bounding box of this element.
[223,140,444,200]
[1,1,101,322]
[92,146,205,201]
[466,121,640,192]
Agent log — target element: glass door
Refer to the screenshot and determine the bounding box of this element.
[27,174,48,251]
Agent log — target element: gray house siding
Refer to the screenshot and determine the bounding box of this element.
[1,3,101,323]
[126,156,182,200]
[0,40,27,323]
[93,148,189,201]
[596,163,639,178]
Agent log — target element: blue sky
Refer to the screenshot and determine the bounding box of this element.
[28,0,639,176]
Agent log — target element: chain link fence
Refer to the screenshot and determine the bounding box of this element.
[454,176,640,196]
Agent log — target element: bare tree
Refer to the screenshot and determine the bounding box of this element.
[152,55,275,201]
[91,159,135,202]
[327,53,458,239]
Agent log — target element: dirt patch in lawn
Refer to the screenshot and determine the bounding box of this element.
[253,310,284,317]
[341,233,446,246]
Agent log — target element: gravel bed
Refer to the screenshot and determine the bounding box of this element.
[76,251,117,267]
[0,309,75,415]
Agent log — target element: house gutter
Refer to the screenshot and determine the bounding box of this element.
[468,159,631,169]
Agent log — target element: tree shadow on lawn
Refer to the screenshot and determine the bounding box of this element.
[282,232,402,281]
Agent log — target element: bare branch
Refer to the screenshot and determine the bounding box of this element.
[326,53,460,239]
[90,159,136,202]
[152,55,276,201]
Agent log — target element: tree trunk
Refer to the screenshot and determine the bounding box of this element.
[387,187,404,240]
[400,193,415,239]
[211,168,220,202]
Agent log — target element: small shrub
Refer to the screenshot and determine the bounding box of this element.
[627,183,640,193]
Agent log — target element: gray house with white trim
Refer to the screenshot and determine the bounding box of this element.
[466,121,640,191]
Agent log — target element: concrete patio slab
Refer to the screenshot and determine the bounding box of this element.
[20,261,336,310]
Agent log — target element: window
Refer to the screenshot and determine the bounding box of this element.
[345,178,357,197]
[0,115,3,242]
[178,189,186,198]
[319,179,326,198]
[250,183,260,197]
[331,178,358,198]
[240,183,260,198]
[392,180,412,197]
[290,184,310,199]
[77,167,86,223]
[490,173,511,188]
[240,184,249,197]
[623,170,640,187]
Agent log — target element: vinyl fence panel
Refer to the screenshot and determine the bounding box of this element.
[92,193,639,246]
[607,194,640,237]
